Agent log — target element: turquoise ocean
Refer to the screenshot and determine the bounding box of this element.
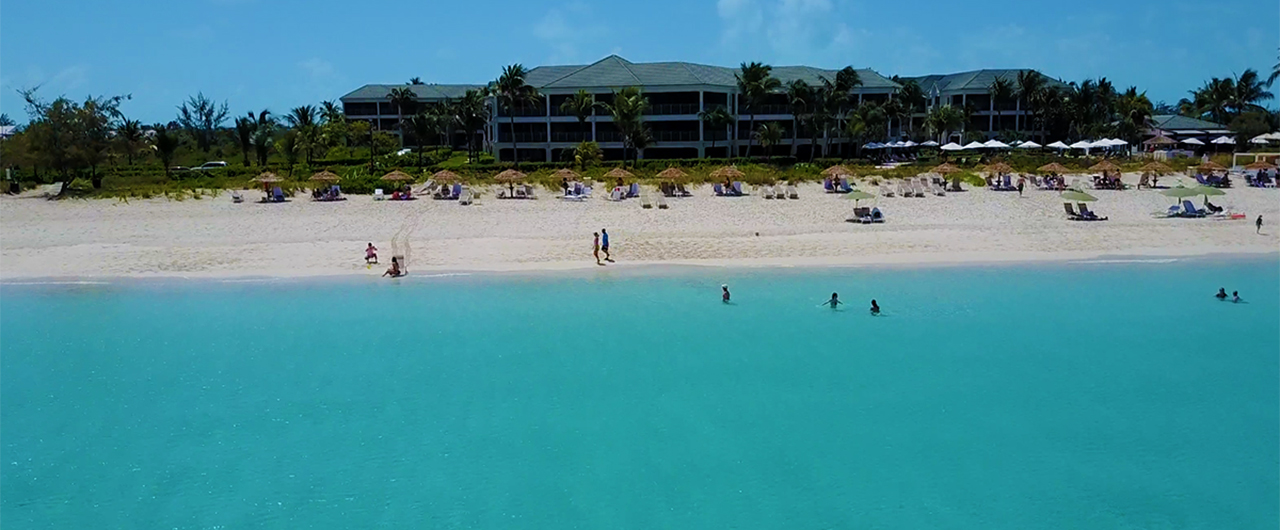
[2,257,1278,529]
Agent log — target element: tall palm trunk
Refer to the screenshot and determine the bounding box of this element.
[509,113,518,166]
[790,116,798,157]
[747,112,755,158]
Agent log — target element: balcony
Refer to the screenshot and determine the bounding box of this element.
[595,131,624,143]
[650,131,699,142]
[740,104,791,116]
[497,132,549,143]
[644,103,700,116]
[551,131,592,143]
[498,107,547,118]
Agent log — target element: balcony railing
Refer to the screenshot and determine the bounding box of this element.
[498,132,549,143]
[498,107,548,118]
[650,131,699,142]
[644,103,700,116]
[740,104,791,115]
[551,131,592,143]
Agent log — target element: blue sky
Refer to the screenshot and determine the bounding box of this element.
[2,0,1274,124]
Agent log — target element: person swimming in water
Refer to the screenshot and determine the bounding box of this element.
[870,299,880,315]
[722,284,731,303]
[1233,291,1241,303]
[826,292,842,309]
[1215,287,1228,300]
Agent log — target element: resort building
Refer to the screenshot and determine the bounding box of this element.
[340,56,1063,161]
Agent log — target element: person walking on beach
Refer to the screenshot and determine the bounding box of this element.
[365,243,378,264]
[1257,215,1263,234]
[722,284,731,303]
[1016,178,1025,197]
[593,232,603,265]
[601,228,613,262]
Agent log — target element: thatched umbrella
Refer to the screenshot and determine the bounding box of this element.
[1037,162,1070,175]
[1196,161,1227,173]
[252,172,282,183]
[932,163,961,175]
[552,168,581,180]
[1139,161,1173,175]
[1089,160,1121,173]
[431,169,463,182]
[656,167,689,181]
[309,170,341,182]
[381,170,415,182]
[494,169,528,182]
[604,167,634,181]
[1244,160,1277,171]
[1143,135,1176,146]
[821,164,854,178]
[982,162,1013,174]
[710,165,745,180]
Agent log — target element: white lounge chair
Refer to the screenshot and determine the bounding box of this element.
[458,188,473,205]
[656,193,668,209]
[231,191,244,203]
[914,180,926,198]
[786,184,798,199]
[763,185,776,199]
[374,189,385,201]
[609,187,625,201]
[879,183,894,197]
[641,190,653,209]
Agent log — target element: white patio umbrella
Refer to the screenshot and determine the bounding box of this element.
[1017,140,1042,149]
[962,141,986,150]
[1211,136,1235,145]
[1047,141,1070,149]
[920,140,940,147]
[1181,138,1205,146]
[983,139,1011,149]
[939,142,964,151]
[903,140,918,147]
[1250,136,1271,145]
[1068,140,1093,149]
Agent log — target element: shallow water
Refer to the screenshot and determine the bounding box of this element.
[3,258,1278,529]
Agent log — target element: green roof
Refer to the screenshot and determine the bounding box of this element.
[907,69,1068,94]
[341,83,485,101]
[1151,114,1227,131]
[534,55,898,91]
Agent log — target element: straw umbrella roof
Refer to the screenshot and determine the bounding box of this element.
[1196,161,1227,173]
[381,170,415,181]
[431,169,463,182]
[1139,161,1173,175]
[494,169,528,182]
[1143,135,1176,145]
[1037,162,1070,174]
[252,172,282,183]
[552,168,581,180]
[604,167,634,180]
[709,165,745,180]
[1244,160,1277,171]
[655,167,689,181]
[1088,160,1121,173]
[821,164,855,177]
[932,163,961,175]
[982,162,1014,174]
[309,170,341,182]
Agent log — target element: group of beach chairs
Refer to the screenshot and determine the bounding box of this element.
[610,182,642,201]
[713,182,748,196]
[1164,199,1224,218]
[823,177,856,193]
[762,183,799,199]
[1063,202,1107,221]
[560,181,594,201]
[415,182,474,205]
[1245,172,1276,188]
[248,186,285,203]
[1092,175,1125,190]
[846,206,885,224]
[1194,173,1232,188]
[658,182,692,197]
[882,177,945,198]
[497,184,538,200]
[311,185,345,202]
[986,175,1021,192]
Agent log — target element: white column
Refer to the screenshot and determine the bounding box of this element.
[545,95,552,162]
[989,94,994,134]
[698,91,706,158]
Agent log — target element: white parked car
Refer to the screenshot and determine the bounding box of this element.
[192,161,228,170]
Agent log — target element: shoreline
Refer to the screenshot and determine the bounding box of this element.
[3,248,1275,285]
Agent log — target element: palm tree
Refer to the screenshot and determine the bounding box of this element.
[845,102,885,156]
[426,102,454,155]
[495,64,539,166]
[453,88,491,162]
[1114,86,1153,145]
[116,119,146,165]
[285,105,320,164]
[387,87,417,148]
[697,105,734,158]
[755,122,783,160]
[925,104,965,144]
[1269,49,1279,87]
[275,130,300,173]
[233,114,256,166]
[785,80,813,157]
[409,77,424,85]
[560,90,600,143]
[607,86,650,166]
[894,79,926,138]
[251,111,275,167]
[736,62,781,158]
[319,101,349,148]
[988,77,1015,135]
[1232,69,1273,113]
[408,112,437,165]
[819,67,862,157]
[1016,70,1047,140]
[151,125,180,176]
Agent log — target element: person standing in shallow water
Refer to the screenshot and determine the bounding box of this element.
[870,299,880,315]
[826,292,842,309]
[722,284,731,303]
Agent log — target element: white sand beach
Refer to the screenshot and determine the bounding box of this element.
[2,175,1277,279]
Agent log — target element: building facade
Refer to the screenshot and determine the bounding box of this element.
[340,56,1061,161]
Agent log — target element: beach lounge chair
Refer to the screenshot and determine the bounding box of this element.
[912,180,925,197]
[823,178,836,193]
[628,182,640,198]
[609,187,625,201]
[839,178,854,193]
[1063,202,1083,220]
[870,207,885,223]
[272,187,285,202]
[657,193,668,209]
[641,190,653,209]
[1078,203,1108,221]
[713,183,726,196]
[846,206,872,224]
[763,185,776,199]
[786,184,798,199]
[897,180,911,197]
[231,191,244,203]
[733,181,747,196]
[985,176,996,188]
[374,189,385,201]
[1181,200,1205,217]
[459,188,473,205]
[1195,174,1209,186]
[879,183,894,197]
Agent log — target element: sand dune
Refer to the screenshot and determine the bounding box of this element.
[2,175,1277,279]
